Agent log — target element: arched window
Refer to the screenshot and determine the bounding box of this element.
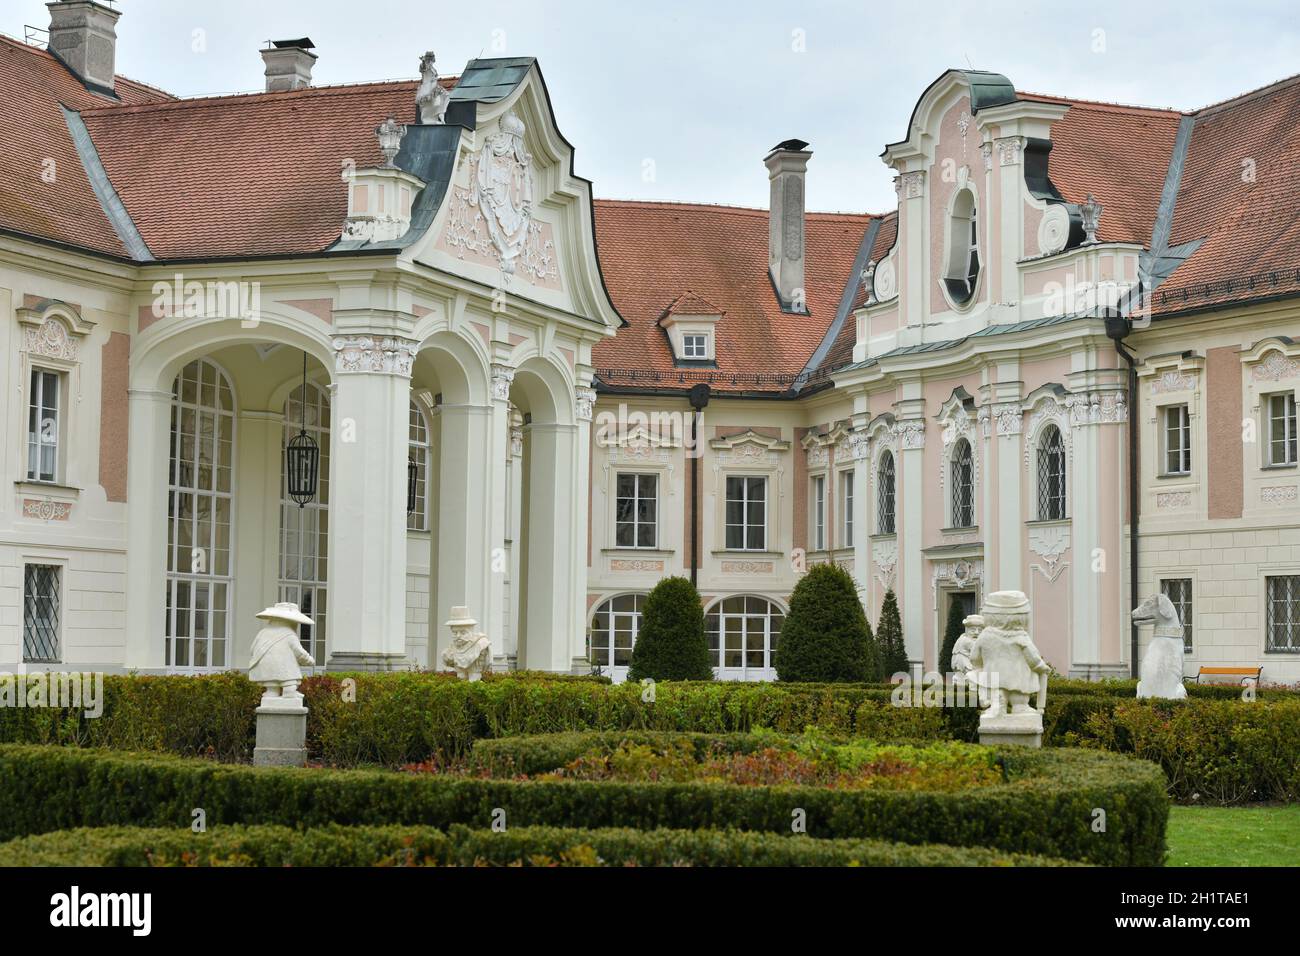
[408,398,430,532]
[1037,425,1067,520]
[280,380,331,665]
[944,187,980,305]
[877,451,896,534]
[588,594,644,677]
[950,438,974,528]
[165,359,235,671]
[707,595,784,680]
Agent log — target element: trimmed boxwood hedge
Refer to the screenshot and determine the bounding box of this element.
[0,743,1167,865]
[0,823,1080,867]
[466,730,785,777]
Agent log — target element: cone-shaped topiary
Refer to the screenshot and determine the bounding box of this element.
[938,597,967,676]
[774,563,873,682]
[877,588,909,679]
[627,576,714,682]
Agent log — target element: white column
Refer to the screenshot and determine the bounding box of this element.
[571,385,596,670]
[519,420,580,672]
[506,415,524,663]
[233,409,282,668]
[432,402,494,668]
[895,408,926,666]
[324,337,413,670]
[124,386,172,671]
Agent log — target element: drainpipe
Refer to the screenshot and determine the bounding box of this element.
[688,384,711,587]
[1105,314,1140,678]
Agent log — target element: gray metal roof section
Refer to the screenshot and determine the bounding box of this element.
[331,123,463,252]
[793,215,883,391]
[448,57,536,103]
[962,71,1017,113]
[834,312,1085,372]
[62,106,154,262]
[1140,114,1203,290]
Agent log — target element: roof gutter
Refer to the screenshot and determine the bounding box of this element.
[61,106,154,262]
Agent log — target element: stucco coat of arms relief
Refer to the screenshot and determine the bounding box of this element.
[439,109,561,287]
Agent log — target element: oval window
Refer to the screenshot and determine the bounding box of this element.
[944,187,980,306]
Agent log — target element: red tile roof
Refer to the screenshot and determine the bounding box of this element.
[591,200,878,394]
[0,34,172,258]
[662,291,725,318]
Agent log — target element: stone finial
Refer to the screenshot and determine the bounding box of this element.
[1081,193,1103,245]
[416,51,451,124]
[376,116,406,167]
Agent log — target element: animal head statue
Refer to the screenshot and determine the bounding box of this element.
[1132,593,1181,630]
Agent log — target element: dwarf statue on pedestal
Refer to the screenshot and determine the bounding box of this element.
[248,602,316,706]
[968,591,1050,719]
[441,606,492,681]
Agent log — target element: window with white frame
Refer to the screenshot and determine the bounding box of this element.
[877,451,896,534]
[1163,404,1191,476]
[944,188,980,305]
[810,474,826,550]
[841,471,854,548]
[1160,578,1193,653]
[706,595,784,675]
[23,563,61,663]
[1036,425,1067,520]
[950,438,974,528]
[280,380,331,666]
[166,359,235,671]
[1265,575,1300,653]
[1267,393,1297,466]
[725,475,767,550]
[615,473,658,548]
[408,399,430,532]
[682,334,709,359]
[588,593,644,671]
[27,368,61,483]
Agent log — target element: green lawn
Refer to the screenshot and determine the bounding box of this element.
[1166,805,1300,866]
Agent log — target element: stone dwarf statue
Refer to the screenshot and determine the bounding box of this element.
[248,602,316,707]
[967,591,1050,719]
[1133,593,1188,699]
[950,614,983,679]
[441,606,492,681]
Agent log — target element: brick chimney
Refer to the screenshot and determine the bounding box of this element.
[46,0,121,94]
[261,38,317,92]
[764,139,811,312]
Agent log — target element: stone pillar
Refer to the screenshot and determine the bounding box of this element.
[519,420,580,672]
[124,386,172,671]
[571,385,596,671]
[324,335,414,671]
[487,366,514,667]
[894,397,926,666]
[254,703,308,766]
[432,401,494,670]
[505,413,524,665]
[233,409,283,669]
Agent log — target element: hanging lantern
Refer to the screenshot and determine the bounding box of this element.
[285,352,319,507]
[407,456,419,515]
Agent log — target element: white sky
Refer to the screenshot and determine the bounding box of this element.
[12,0,1300,214]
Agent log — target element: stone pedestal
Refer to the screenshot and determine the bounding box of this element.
[253,703,308,767]
[978,711,1043,748]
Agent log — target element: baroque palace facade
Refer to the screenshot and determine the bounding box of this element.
[3,1,1299,683]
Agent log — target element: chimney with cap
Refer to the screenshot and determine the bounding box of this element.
[46,0,121,94]
[261,38,317,92]
[764,139,811,313]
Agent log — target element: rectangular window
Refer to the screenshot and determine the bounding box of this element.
[1163,404,1191,475]
[841,472,854,548]
[1160,578,1193,652]
[615,473,657,548]
[1266,575,1300,653]
[27,369,61,483]
[1268,393,1298,466]
[23,564,61,663]
[725,475,767,551]
[682,334,708,359]
[810,475,825,551]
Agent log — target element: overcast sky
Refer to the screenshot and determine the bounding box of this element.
[12,0,1300,213]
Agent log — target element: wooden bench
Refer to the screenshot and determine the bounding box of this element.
[1196,666,1262,686]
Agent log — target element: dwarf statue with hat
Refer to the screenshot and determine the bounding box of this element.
[967,590,1050,719]
[248,602,317,705]
[441,606,492,681]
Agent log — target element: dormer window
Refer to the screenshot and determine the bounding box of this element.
[683,334,708,359]
[943,187,980,306]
